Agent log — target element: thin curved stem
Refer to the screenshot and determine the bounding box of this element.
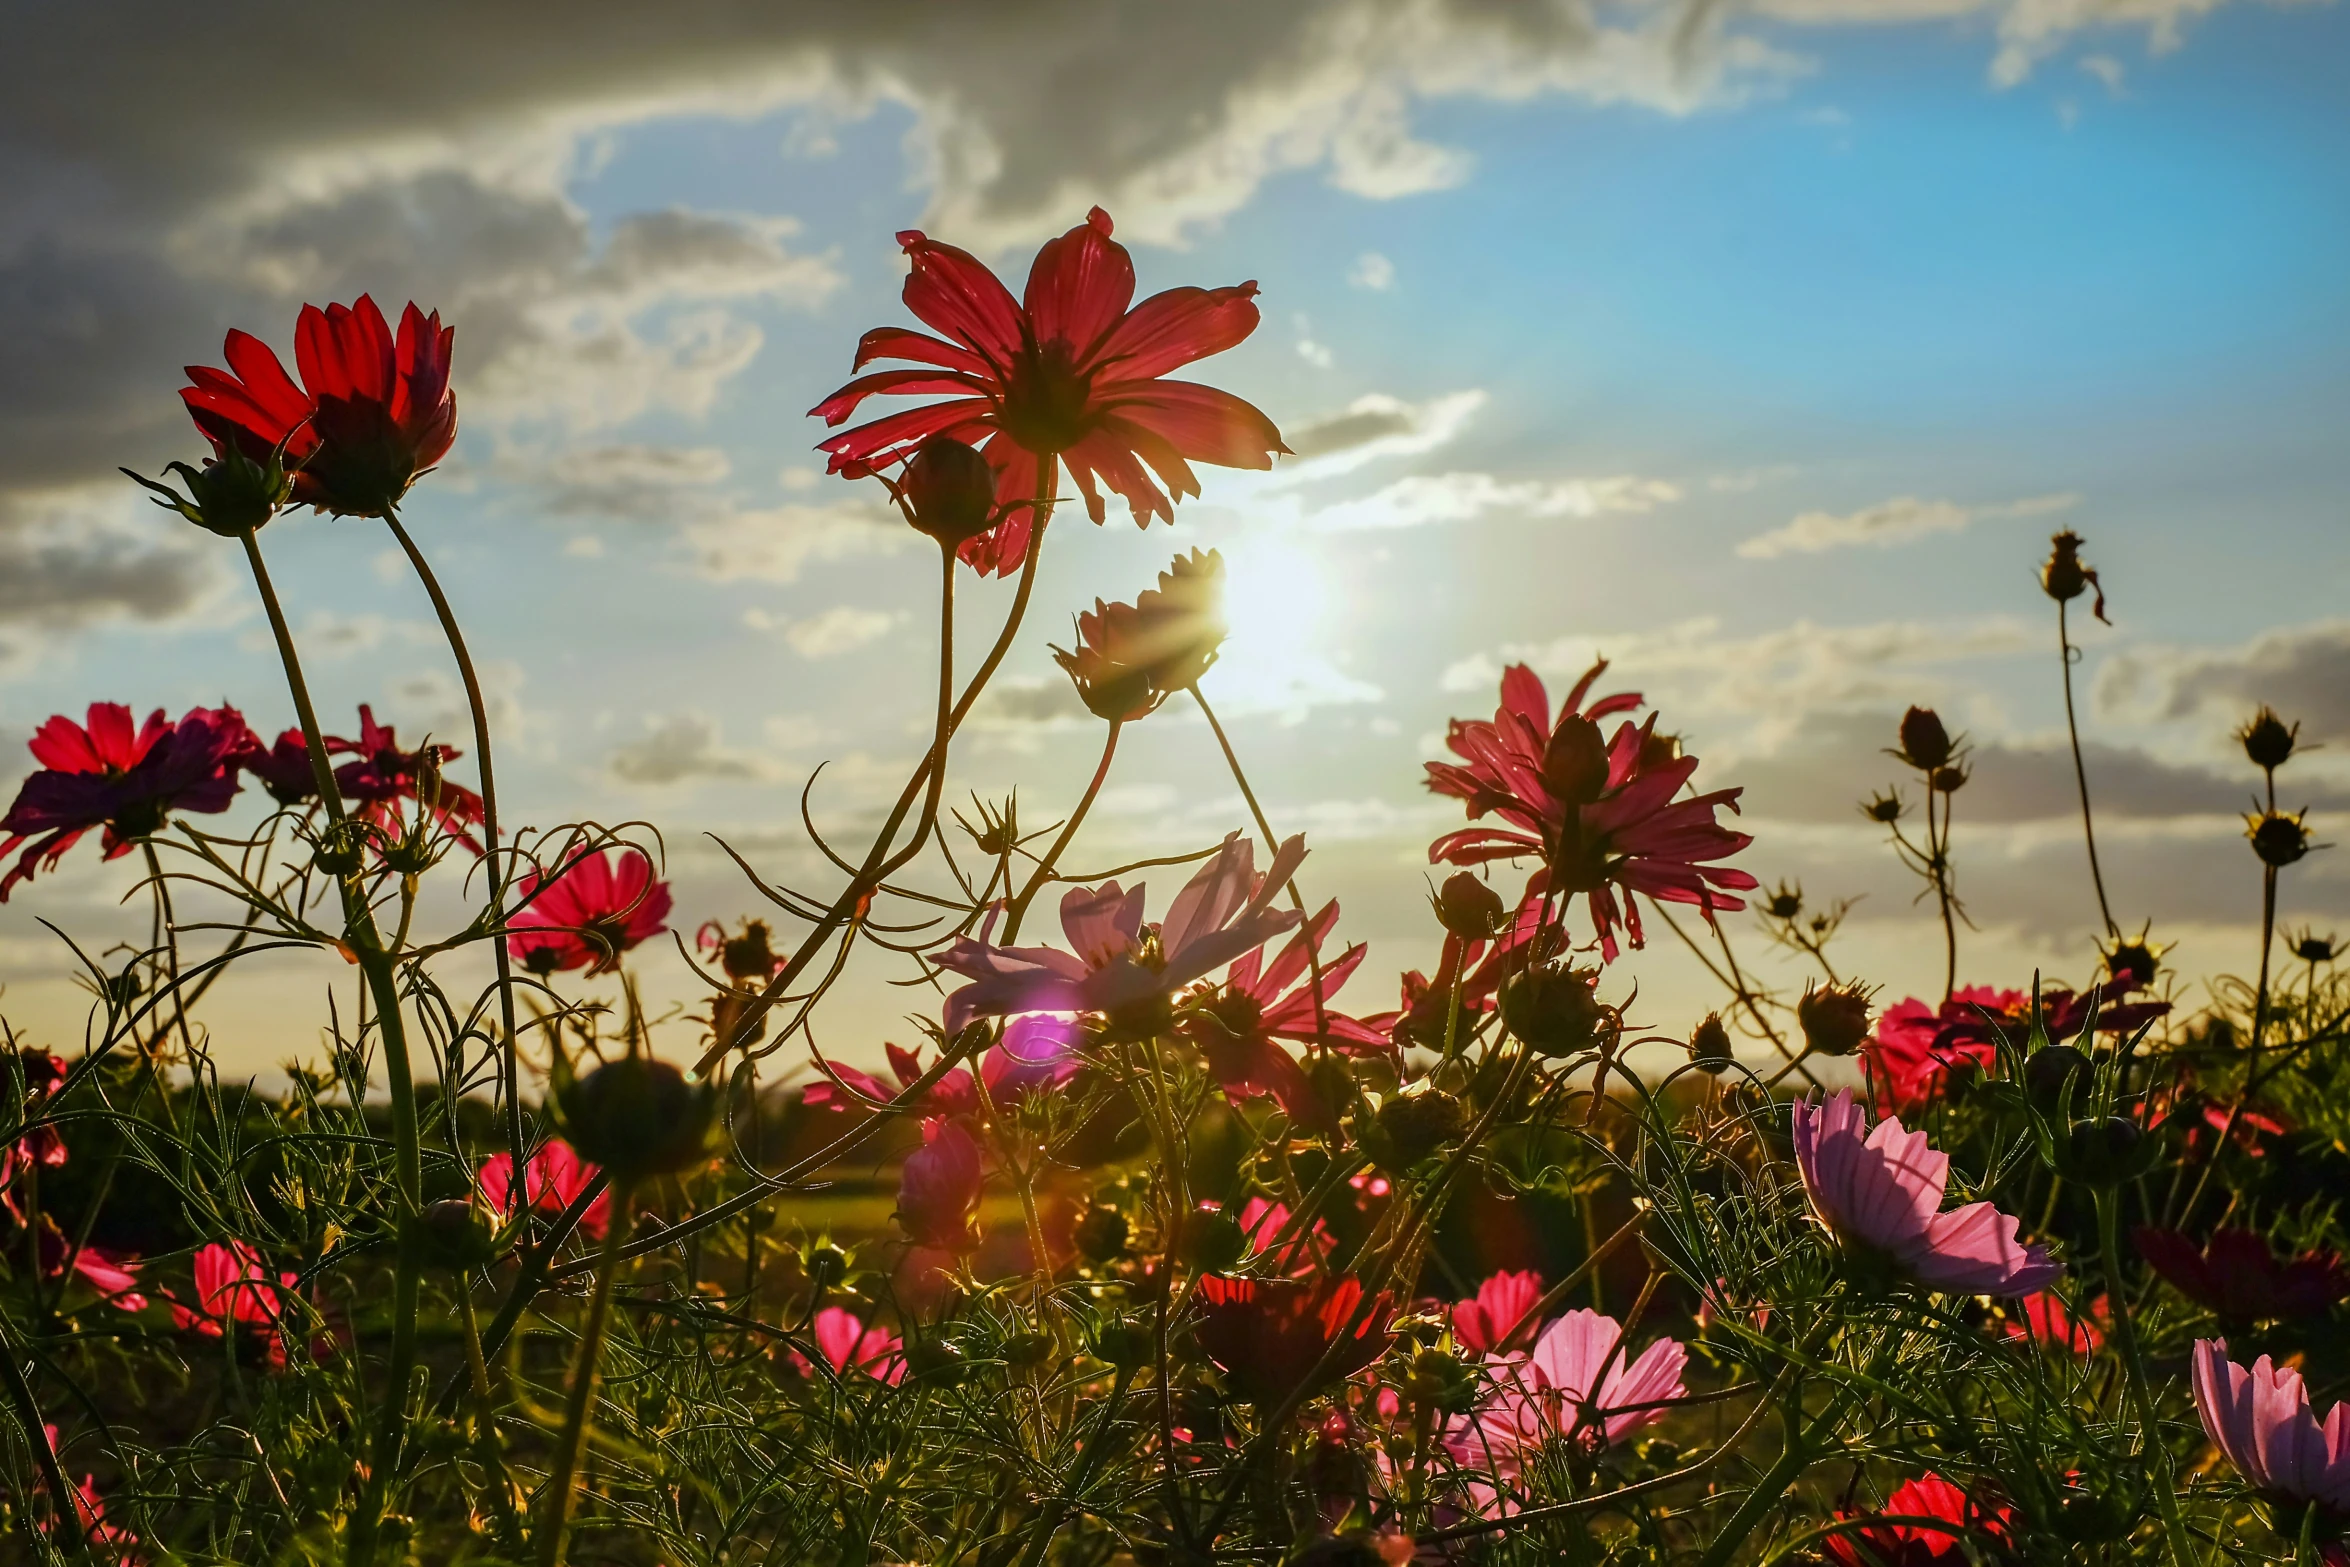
[2098,1188,2196,1567]
[1003,721,1123,943]
[382,507,528,1220]
[2059,599,2119,938]
[0,1307,81,1549]
[1191,685,1332,1038]
[538,1181,635,1567]
[238,530,345,822]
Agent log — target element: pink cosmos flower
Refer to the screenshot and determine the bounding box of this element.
[1791,1089,2061,1295]
[1426,661,1756,960]
[37,1426,140,1564]
[1363,889,1553,1053]
[2191,1339,2350,1512]
[811,1306,906,1385]
[1179,901,1388,1128]
[332,704,484,852]
[1460,1308,1686,1460]
[1,702,253,900]
[804,1017,1082,1118]
[1827,1472,2013,1567]
[805,1040,982,1120]
[933,831,1305,1035]
[897,1119,984,1253]
[1451,1269,1544,1356]
[810,207,1286,575]
[1868,982,2171,1114]
[506,847,672,976]
[478,1139,610,1240]
[34,1218,146,1313]
[1237,1197,1337,1277]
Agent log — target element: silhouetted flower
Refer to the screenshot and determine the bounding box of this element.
[1,702,253,900]
[1792,1089,2061,1295]
[2135,1228,2348,1322]
[1196,1274,1392,1406]
[332,705,484,852]
[241,727,324,806]
[507,847,671,976]
[2247,808,2314,869]
[897,1118,984,1252]
[1179,901,1385,1128]
[2041,529,2106,621]
[1895,706,1955,771]
[181,296,456,518]
[812,208,1286,574]
[2239,706,2299,772]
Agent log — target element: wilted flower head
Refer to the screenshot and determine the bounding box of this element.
[811,207,1287,575]
[2135,1228,2349,1322]
[1426,661,1756,960]
[180,296,456,518]
[2246,808,2314,869]
[2239,705,2300,772]
[1688,1012,1736,1074]
[1894,706,1955,772]
[508,847,672,976]
[1798,980,1875,1057]
[2191,1338,2350,1513]
[1792,1089,2061,1295]
[2041,529,2107,621]
[1,702,253,901]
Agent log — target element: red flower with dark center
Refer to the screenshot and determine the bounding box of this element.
[1828,1472,2014,1567]
[1195,1274,1392,1407]
[1,702,253,900]
[333,705,484,852]
[811,208,1287,575]
[2134,1227,2350,1322]
[506,847,672,976]
[1426,662,1756,960]
[181,295,456,518]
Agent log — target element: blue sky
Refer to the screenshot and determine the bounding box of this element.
[3,0,2346,1073]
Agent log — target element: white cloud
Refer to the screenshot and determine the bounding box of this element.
[1273,390,1488,480]
[1736,491,2078,559]
[1308,470,1682,532]
[1349,251,1397,290]
[770,605,899,659]
[608,713,769,785]
[683,500,909,583]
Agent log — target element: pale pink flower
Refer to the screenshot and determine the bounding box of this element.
[1451,1269,1544,1356]
[2191,1338,2350,1510]
[934,831,1305,1033]
[812,1306,906,1385]
[1461,1307,1686,1460]
[1791,1089,2061,1295]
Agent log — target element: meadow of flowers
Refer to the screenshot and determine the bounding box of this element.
[0,207,2345,1566]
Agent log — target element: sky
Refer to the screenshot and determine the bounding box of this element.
[2,0,2347,1079]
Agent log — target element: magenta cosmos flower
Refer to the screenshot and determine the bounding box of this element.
[2135,1227,2349,1322]
[1179,901,1387,1128]
[1426,661,1756,960]
[1792,1089,2060,1295]
[896,1118,984,1253]
[1450,1269,1545,1356]
[181,295,456,519]
[2192,1339,2350,1513]
[1457,1307,1686,1462]
[1,702,253,900]
[809,1307,905,1385]
[477,1139,610,1240]
[934,831,1305,1035]
[333,704,484,851]
[506,847,672,976]
[811,207,1287,575]
[804,1017,1082,1118]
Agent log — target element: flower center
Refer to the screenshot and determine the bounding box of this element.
[997,338,1095,455]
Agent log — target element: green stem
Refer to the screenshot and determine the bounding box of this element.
[1009,1367,1135,1567]
[2059,599,2119,937]
[539,1183,635,1567]
[1192,685,1334,1040]
[2098,1188,2197,1567]
[1693,1385,1847,1567]
[0,1306,80,1549]
[382,508,528,1221]
[1003,720,1122,943]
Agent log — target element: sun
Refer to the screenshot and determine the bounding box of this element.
[1203,535,1376,719]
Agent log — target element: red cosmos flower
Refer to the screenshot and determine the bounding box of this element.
[1179,902,1387,1129]
[1998,1289,2107,1355]
[1,703,253,900]
[1865,982,2173,1115]
[180,295,457,518]
[811,208,1287,575]
[171,1241,299,1368]
[1451,1269,1545,1356]
[332,704,484,852]
[2134,1227,2350,1322]
[1195,1274,1393,1407]
[1426,661,1757,960]
[1827,1472,2014,1567]
[896,1118,984,1253]
[37,1426,140,1565]
[478,1139,610,1240]
[506,847,671,976]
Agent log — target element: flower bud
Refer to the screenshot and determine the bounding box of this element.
[2060,1115,2156,1187]
[1075,1204,1130,1263]
[1796,980,1873,1057]
[123,443,296,538]
[1182,1204,1247,1273]
[1499,962,1613,1058]
[551,1051,721,1183]
[1763,882,1804,921]
[904,1336,969,1387]
[1540,717,1612,808]
[2023,1043,2091,1114]
[1929,764,1969,795]
[2246,809,2312,869]
[1003,1330,1054,1368]
[1688,1012,1735,1074]
[899,435,998,548]
[803,1239,851,1290]
[2238,706,2298,772]
[1432,872,1505,940]
[2041,530,2091,604]
[415,1198,500,1270]
[1862,790,1905,825]
[1896,706,1953,771]
[1403,1345,1478,1414]
[1091,1313,1153,1372]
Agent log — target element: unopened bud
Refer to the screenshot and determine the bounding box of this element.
[1074,1204,1129,1263]
[2041,530,2090,604]
[1689,1013,1735,1074]
[1499,963,1613,1058]
[1432,872,1505,940]
[1540,717,1612,808]
[123,444,296,539]
[2238,706,2298,772]
[1092,1314,1152,1371]
[2246,810,2313,869]
[1930,764,1968,794]
[803,1240,851,1290]
[552,1052,721,1182]
[899,435,999,548]
[415,1198,500,1270]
